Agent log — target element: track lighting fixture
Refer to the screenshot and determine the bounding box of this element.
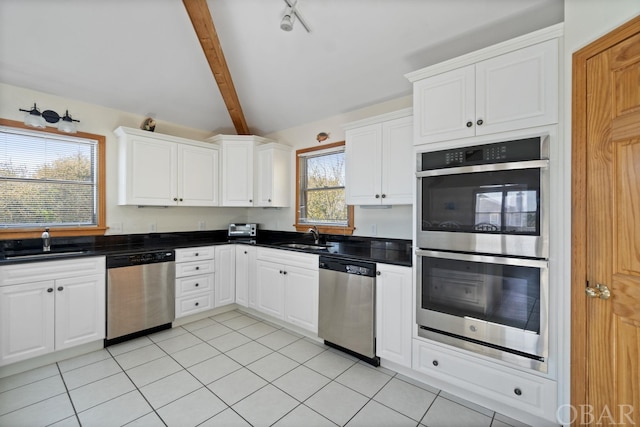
[280,0,311,33]
[19,103,80,133]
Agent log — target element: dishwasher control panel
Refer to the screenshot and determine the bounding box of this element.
[107,250,175,268]
[346,265,373,276]
[319,256,376,277]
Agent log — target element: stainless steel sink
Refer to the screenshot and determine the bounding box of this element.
[4,250,89,260]
[278,243,332,251]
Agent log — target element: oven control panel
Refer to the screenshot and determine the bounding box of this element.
[420,137,541,170]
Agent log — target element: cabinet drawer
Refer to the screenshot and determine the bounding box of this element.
[176,293,213,318]
[176,274,213,297]
[412,339,556,417]
[0,256,105,287]
[175,260,214,278]
[257,247,318,270]
[175,246,215,263]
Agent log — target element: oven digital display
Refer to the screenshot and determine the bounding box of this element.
[421,137,540,170]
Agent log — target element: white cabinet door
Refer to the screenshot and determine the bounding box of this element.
[235,245,256,308]
[346,123,382,205]
[255,260,285,320]
[255,144,291,207]
[376,264,412,367]
[283,265,319,333]
[177,144,219,206]
[380,116,414,205]
[476,39,558,136]
[346,113,414,206]
[221,140,254,206]
[215,245,235,307]
[0,281,55,365]
[120,134,178,205]
[413,39,558,144]
[116,127,220,207]
[55,273,105,350]
[413,65,475,144]
[255,147,274,207]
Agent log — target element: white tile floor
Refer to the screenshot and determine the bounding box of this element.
[0,310,530,427]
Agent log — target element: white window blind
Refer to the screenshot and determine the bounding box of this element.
[0,126,98,228]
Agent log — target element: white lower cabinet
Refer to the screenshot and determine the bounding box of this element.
[283,265,318,332]
[255,248,319,333]
[413,338,557,422]
[175,246,215,318]
[235,245,256,308]
[255,260,285,318]
[376,263,412,368]
[0,257,105,366]
[215,245,235,307]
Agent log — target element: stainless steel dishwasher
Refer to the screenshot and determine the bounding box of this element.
[318,256,379,366]
[105,250,176,345]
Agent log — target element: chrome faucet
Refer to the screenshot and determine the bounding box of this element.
[308,226,320,244]
[42,228,51,252]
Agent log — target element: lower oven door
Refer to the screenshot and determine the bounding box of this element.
[416,249,548,370]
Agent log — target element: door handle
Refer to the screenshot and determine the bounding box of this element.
[585,283,611,300]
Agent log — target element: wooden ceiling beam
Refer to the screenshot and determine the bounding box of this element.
[183,0,250,135]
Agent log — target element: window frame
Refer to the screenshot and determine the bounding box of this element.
[0,118,107,240]
[294,141,354,235]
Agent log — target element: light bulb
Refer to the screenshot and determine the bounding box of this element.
[280,14,294,31]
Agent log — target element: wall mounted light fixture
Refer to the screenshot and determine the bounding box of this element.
[18,103,80,133]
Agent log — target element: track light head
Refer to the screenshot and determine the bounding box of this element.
[280,14,294,31]
[280,0,311,33]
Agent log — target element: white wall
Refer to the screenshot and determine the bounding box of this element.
[0,83,248,235]
[254,95,414,240]
[1,83,413,239]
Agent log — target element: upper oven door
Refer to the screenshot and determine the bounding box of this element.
[417,159,549,258]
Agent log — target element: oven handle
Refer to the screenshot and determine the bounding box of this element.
[416,159,549,178]
[415,249,548,269]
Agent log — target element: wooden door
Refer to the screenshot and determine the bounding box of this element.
[572,15,640,426]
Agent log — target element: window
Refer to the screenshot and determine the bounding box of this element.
[474,187,538,233]
[295,141,354,234]
[0,119,106,239]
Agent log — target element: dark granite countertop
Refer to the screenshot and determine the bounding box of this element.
[0,230,412,267]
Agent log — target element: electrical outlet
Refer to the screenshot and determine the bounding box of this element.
[149,223,157,232]
[198,221,206,230]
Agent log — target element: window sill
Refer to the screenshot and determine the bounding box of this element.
[0,227,108,240]
[294,224,355,236]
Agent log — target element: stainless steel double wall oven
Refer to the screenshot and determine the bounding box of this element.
[416,136,550,372]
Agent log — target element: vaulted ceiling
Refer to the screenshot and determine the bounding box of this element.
[0,0,563,136]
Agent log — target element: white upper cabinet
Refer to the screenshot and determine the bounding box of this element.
[177,144,219,206]
[409,37,559,145]
[115,127,219,206]
[345,109,413,205]
[218,137,255,206]
[255,143,292,207]
[413,65,476,143]
[209,135,291,207]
